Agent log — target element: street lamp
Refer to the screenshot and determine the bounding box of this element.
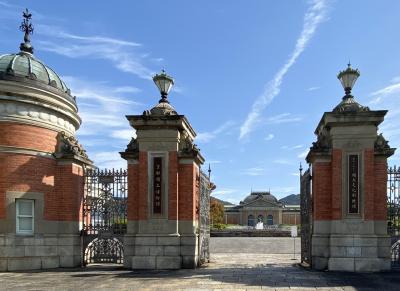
[337,63,360,97]
[153,69,174,103]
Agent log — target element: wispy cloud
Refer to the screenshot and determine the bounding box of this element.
[239,0,329,139]
[196,121,235,143]
[91,151,126,169]
[368,80,400,161]
[65,76,143,168]
[369,82,400,105]
[212,188,239,196]
[265,133,275,141]
[307,86,320,91]
[36,24,159,79]
[243,167,265,176]
[281,144,303,150]
[110,129,136,140]
[266,113,303,124]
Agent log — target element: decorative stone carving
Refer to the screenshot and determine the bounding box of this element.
[120,137,139,160]
[311,129,331,152]
[374,133,395,157]
[332,96,370,113]
[180,136,200,157]
[55,131,89,160]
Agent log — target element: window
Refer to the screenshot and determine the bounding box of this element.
[257,215,264,223]
[16,199,34,235]
[267,214,273,225]
[248,215,255,227]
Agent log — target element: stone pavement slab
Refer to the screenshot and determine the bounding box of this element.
[0,254,399,290]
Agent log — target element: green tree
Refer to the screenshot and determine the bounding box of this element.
[210,197,224,224]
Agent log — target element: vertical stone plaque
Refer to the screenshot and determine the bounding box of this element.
[348,154,359,214]
[153,157,162,214]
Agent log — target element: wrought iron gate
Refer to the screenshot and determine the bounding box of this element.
[82,168,127,265]
[300,167,312,266]
[198,171,211,265]
[388,166,400,268]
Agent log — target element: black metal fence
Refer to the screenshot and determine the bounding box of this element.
[388,166,400,268]
[82,168,128,265]
[198,171,211,265]
[300,168,312,266]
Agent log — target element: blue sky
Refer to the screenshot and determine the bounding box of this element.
[1,1,400,204]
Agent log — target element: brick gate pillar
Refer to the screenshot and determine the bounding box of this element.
[306,64,395,272]
[121,71,205,270]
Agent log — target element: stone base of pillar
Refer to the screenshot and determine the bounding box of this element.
[312,223,391,272]
[0,233,81,271]
[124,233,199,270]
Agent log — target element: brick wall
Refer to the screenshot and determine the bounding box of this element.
[364,149,375,220]
[331,149,342,220]
[168,152,178,220]
[0,153,56,219]
[52,163,84,221]
[0,122,58,153]
[127,163,139,220]
[282,212,300,225]
[374,158,388,221]
[313,161,332,220]
[178,163,196,221]
[138,151,148,220]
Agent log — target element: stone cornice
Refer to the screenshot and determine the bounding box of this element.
[0,79,77,112]
[126,114,197,140]
[314,110,387,135]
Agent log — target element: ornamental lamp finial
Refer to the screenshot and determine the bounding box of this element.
[152,69,174,103]
[337,62,360,98]
[19,8,34,54]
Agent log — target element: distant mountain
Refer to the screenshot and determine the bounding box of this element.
[211,196,234,206]
[279,194,300,205]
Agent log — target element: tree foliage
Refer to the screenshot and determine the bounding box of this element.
[210,197,224,224]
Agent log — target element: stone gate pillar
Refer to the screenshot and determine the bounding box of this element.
[121,71,205,269]
[306,64,395,272]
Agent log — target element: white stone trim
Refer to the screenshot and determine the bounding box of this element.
[178,158,195,165]
[0,99,77,134]
[0,145,54,159]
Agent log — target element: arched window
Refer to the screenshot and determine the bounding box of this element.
[267,214,273,225]
[248,215,255,227]
[257,214,264,223]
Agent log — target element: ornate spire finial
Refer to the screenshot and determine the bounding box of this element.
[19,8,34,54]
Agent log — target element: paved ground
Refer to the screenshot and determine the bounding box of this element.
[0,253,399,290]
[210,237,301,254]
[0,238,399,290]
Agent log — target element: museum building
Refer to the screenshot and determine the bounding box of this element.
[223,191,300,226]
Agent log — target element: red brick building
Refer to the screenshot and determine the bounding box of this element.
[0,11,92,271]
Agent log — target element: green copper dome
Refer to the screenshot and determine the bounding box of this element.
[0,9,75,103]
[0,52,72,97]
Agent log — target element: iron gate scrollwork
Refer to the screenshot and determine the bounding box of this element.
[198,171,211,265]
[388,166,400,268]
[82,168,127,265]
[300,167,312,266]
